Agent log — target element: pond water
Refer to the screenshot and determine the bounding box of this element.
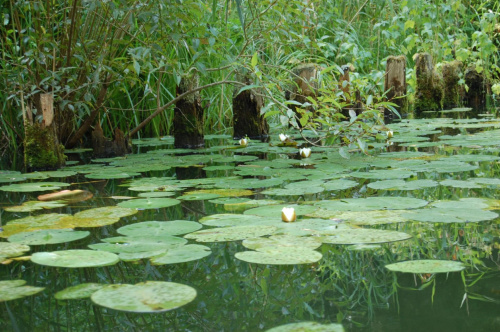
[1,110,500,331]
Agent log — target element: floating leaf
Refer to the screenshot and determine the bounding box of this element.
[91,281,196,313]
[385,260,465,273]
[0,280,44,302]
[4,200,68,212]
[235,247,322,265]
[321,229,411,245]
[242,235,322,251]
[244,204,317,218]
[177,193,221,201]
[150,244,211,265]
[31,250,119,268]
[266,321,344,332]
[0,182,71,192]
[314,197,428,213]
[89,235,187,254]
[198,214,274,227]
[55,283,107,300]
[185,188,253,197]
[38,189,93,202]
[8,229,89,245]
[0,242,30,261]
[185,225,277,242]
[117,198,181,209]
[118,220,202,237]
[368,179,438,191]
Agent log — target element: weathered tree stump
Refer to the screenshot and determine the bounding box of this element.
[464,66,487,111]
[24,93,65,171]
[414,53,443,114]
[173,74,205,148]
[442,60,463,109]
[384,56,407,120]
[91,122,131,158]
[232,73,269,140]
[286,64,321,127]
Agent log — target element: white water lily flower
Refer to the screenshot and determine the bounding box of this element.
[279,133,289,142]
[239,138,248,146]
[386,130,394,139]
[299,147,311,158]
[281,207,296,222]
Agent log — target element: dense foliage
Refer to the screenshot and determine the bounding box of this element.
[1,0,499,166]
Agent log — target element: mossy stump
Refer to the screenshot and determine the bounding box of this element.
[233,74,269,140]
[24,124,65,171]
[23,93,65,171]
[464,66,487,111]
[414,53,443,114]
[442,60,463,109]
[384,56,407,121]
[286,64,322,127]
[91,123,131,158]
[173,74,205,148]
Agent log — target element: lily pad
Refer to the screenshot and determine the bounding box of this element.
[0,280,45,302]
[385,260,465,273]
[117,198,181,209]
[198,214,274,227]
[177,193,221,201]
[242,235,322,251]
[0,181,71,192]
[266,321,344,332]
[334,210,410,225]
[150,244,211,265]
[4,200,68,212]
[244,204,317,218]
[89,235,187,254]
[31,250,119,268]
[184,225,277,242]
[117,220,202,237]
[185,188,253,197]
[313,197,428,213]
[367,179,438,191]
[90,281,196,313]
[0,242,31,261]
[235,247,322,265]
[55,283,107,300]
[8,229,90,245]
[320,229,411,245]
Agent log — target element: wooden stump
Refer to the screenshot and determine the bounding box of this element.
[384,56,407,120]
[232,73,269,140]
[464,66,486,111]
[24,93,65,171]
[91,123,131,158]
[173,74,205,148]
[442,60,463,109]
[286,64,321,127]
[414,53,443,114]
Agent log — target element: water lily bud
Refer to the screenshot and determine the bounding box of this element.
[386,130,393,139]
[239,138,248,146]
[279,133,289,142]
[281,207,296,222]
[299,147,311,158]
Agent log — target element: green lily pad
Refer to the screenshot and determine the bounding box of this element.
[321,229,411,245]
[150,244,211,265]
[266,321,344,332]
[90,281,196,313]
[439,179,482,189]
[184,225,277,242]
[0,171,26,183]
[177,193,221,201]
[31,250,119,268]
[0,181,71,192]
[314,197,428,213]
[3,200,68,212]
[235,247,322,265]
[118,220,202,237]
[223,199,284,213]
[242,235,322,251]
[185,188,253,197]
[8,229,90,245]
[208,197,251,205]
[403,207,497,223]
[0,280,45,302]
[74,206,137,219]
[198,214,274,227]
[350,169,416,180]
[89,235,187,254]
[322,179,358,191]
[55,283,107,300]
[117,198,181,209]
[367,179,438,191]
[333,210,410,225]
[274,219,350,236]
[137,191,177,198]
[385,260,465,273]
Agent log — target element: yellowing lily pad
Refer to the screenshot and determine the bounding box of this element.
[90,281,196,313]
[4,200,68,212]
[385,260,465,273]
[8,229,90,245]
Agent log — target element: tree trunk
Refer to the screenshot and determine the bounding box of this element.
[414,53,443,114]
[91,122,131,158]
[24,93,65,171]
[442,60,463,109]
[464,65,487,111]
[173,74,205,148]
[232,73,269,140]
[384,55,407,121]
[286,64,321,127]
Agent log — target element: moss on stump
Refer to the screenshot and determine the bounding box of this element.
[24,123,65,171]
[414,53,443,114]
